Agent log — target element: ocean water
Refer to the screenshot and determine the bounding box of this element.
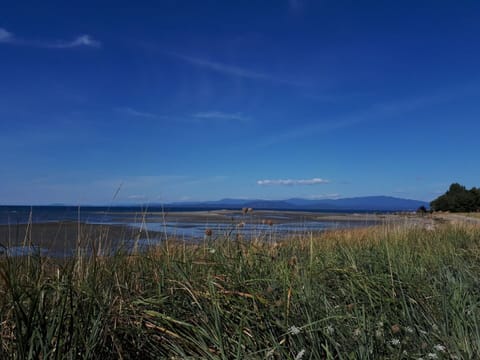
[0,205,151,225]
[0,205,375,225]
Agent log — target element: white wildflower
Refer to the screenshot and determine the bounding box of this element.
[209,248,216,254]
[377,321,384,327]
[405,326,414,333]
[288,325,301,335]
[433,344,446,352]
[427,353,438,359]
[295,349,306,360]
[326,325,334,335]
[390,338,401,346]
[375,329,383,338]
[353,328,361,337]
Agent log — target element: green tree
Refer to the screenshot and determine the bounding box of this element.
[431,183,480,212]
[470,187,480,211]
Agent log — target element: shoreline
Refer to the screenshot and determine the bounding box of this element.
[0,210,448,256]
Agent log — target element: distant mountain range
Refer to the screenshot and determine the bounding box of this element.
[166,196,429,211]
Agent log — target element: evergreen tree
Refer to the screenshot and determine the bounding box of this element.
[431,183,480,212]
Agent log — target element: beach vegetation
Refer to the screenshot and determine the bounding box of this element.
[1,222,480,358]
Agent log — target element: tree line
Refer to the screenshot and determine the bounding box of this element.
[430,183,480,212]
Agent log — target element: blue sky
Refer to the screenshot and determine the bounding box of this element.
[1,1,480,205]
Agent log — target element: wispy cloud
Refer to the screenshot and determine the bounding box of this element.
[0,28,101,48]
[257,178,330,186]
[171,52,270,79]
[0,28,14,43]
[307,193,341,199]
[127,194,147,200]
[193,111,250,122]
[47,35,101,49]
[258,92,451,148]
[258,117,364,149]
[116,107,159,119]
[305,91,375,104]
[168,52,300,85]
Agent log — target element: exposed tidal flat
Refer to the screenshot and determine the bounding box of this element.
[0,208,434,256]
[1,211,479,358]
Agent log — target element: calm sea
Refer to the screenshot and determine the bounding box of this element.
[0,205,224,225]
[0,205,371,226]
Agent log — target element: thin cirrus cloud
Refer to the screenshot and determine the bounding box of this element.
[0,28,13,42]
[257,91,455,149]
[48,34,101,49]
[193,111,250,122]
[314,193,341,199]
[168,52,301,85]
[0,28,101,48]
[116,107,159,119]
[127,194,147,200]
[257,178,330,186]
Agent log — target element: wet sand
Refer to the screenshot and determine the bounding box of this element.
[0,211,438,256]
[0,221,162,256]
[111,209,410,223]
[132,209,434,226]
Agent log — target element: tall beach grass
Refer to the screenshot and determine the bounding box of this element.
[1,220,479,359]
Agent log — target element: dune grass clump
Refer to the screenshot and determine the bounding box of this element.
[1,223,480,359]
